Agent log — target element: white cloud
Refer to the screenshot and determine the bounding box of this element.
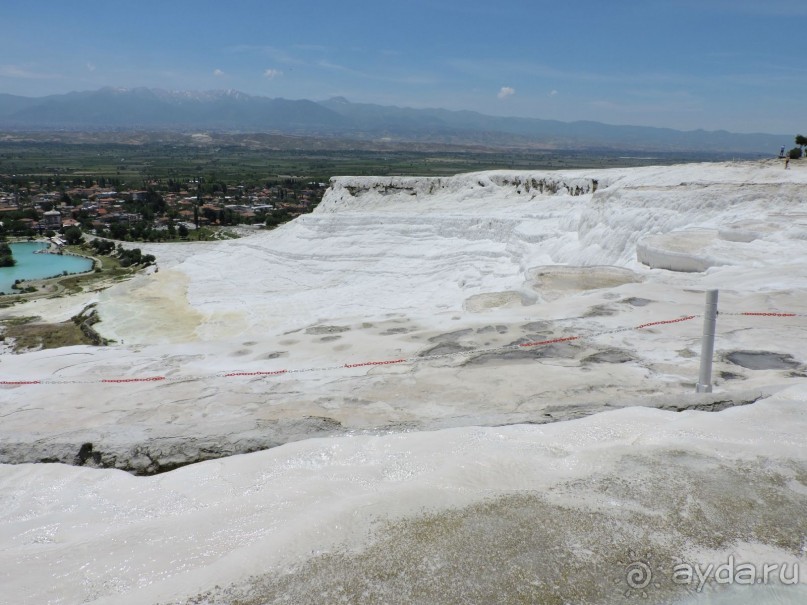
[497,86,515,100]
[86,62,96,72]
[549,89,558,96]
[213,68,225,77]
[263,68,283,79]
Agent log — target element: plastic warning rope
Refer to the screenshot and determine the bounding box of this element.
[1,310,801,387]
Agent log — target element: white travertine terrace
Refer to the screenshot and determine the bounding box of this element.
[1,160,806,604]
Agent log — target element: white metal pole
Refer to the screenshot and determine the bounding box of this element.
[696,289,718,393]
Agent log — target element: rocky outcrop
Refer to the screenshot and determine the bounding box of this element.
[0,390,767,475]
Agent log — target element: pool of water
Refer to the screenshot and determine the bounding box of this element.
[0,241,94,294]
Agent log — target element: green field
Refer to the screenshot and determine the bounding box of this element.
[0,133,741,187]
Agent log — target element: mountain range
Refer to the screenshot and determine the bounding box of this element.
[0,87,788,154]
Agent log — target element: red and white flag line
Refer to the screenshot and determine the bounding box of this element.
[1,311,802,386]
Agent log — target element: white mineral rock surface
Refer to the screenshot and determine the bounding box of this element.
[1,160,806,604]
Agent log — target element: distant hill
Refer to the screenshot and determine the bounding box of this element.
[0,88,787,154]
[0,88,347,132]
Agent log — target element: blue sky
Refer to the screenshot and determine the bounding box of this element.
[1,0,805,134]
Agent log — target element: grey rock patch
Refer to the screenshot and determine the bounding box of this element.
[521,321,550,332]
[320,335,342,342]
[428,329,473,344]
[622,297,653,307]
[475,324,509,334]
[1,416,348,476]
[725,350,801,370]
[305,325,350,335]
[582,304,618,317]
[534,390,767,421]
[343,397,373,406]
[465,342,579,365]
[380,327,411,335]
[582,349,634,364]
[507,335,574,347]
[262,351,287,360]
[74,442,102,467]
[419,343,476,357]
[0,390,772,477]
[651,392,765,413]
[231,349,252,357]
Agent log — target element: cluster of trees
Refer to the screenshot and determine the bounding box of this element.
[0,207,41,237]
[264,207,293,228]
[88,239,116,254]
[200,205,241,226]
[63,226,84,245]
[117,247,155,267]
[0,242,14,267]
[124,187,167,221]
[14,176,125,193]
[64,176,123,190]
[96,220,188,242]
[87,237,155,267]
[788,135,807,159]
